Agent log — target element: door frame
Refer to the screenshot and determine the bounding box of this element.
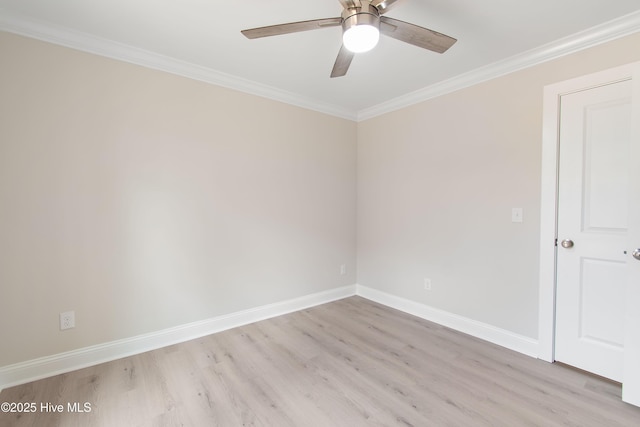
[538,62,639,404]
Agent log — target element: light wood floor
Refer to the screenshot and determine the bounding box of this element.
[2,296,640,426]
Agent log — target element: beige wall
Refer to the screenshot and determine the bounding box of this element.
[357,32,640,339]
[2,27,640,368]
[0,32,357,366]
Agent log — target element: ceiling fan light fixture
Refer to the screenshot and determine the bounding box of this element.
[342,9,380,53]
[343,24,379,53]
[241,0,458,78]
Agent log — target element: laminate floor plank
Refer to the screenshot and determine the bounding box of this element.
[2,296,640,426]
[234,324,370,426]
[329,298,638,426]
[301,303,533,426]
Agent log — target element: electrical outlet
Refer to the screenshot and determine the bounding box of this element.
[424,278,432,291]
[340,264,347,276]
[60,311,75,330]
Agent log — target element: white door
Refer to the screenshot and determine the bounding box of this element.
[554,79,633,382]
[623,66,640,405]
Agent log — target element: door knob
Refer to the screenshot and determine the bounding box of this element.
[561,239,574,249]
[633,249,640,261]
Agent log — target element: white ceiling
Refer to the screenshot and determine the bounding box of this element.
[1,0,640,120]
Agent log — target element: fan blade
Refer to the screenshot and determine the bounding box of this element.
[372,0,400,14]
[330,45,355,78]
[380,16,457,53]
[242,17,342,39]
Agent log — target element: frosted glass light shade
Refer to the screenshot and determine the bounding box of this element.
[343,24,380,53]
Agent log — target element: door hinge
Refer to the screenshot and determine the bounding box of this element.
[554,238,558,247]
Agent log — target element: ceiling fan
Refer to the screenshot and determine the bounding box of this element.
[241,0,457,78]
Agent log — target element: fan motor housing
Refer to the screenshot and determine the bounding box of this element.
[341,2,381,31]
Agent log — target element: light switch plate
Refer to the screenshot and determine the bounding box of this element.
[512,208,523,223]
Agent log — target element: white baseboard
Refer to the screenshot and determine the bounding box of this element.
[355,285,539,358]
[1,283,540,391]
[0,285,357,391]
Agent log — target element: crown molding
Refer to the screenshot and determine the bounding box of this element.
[357,9,640,121]
[0,10,358,122]
[2,9,639,123]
